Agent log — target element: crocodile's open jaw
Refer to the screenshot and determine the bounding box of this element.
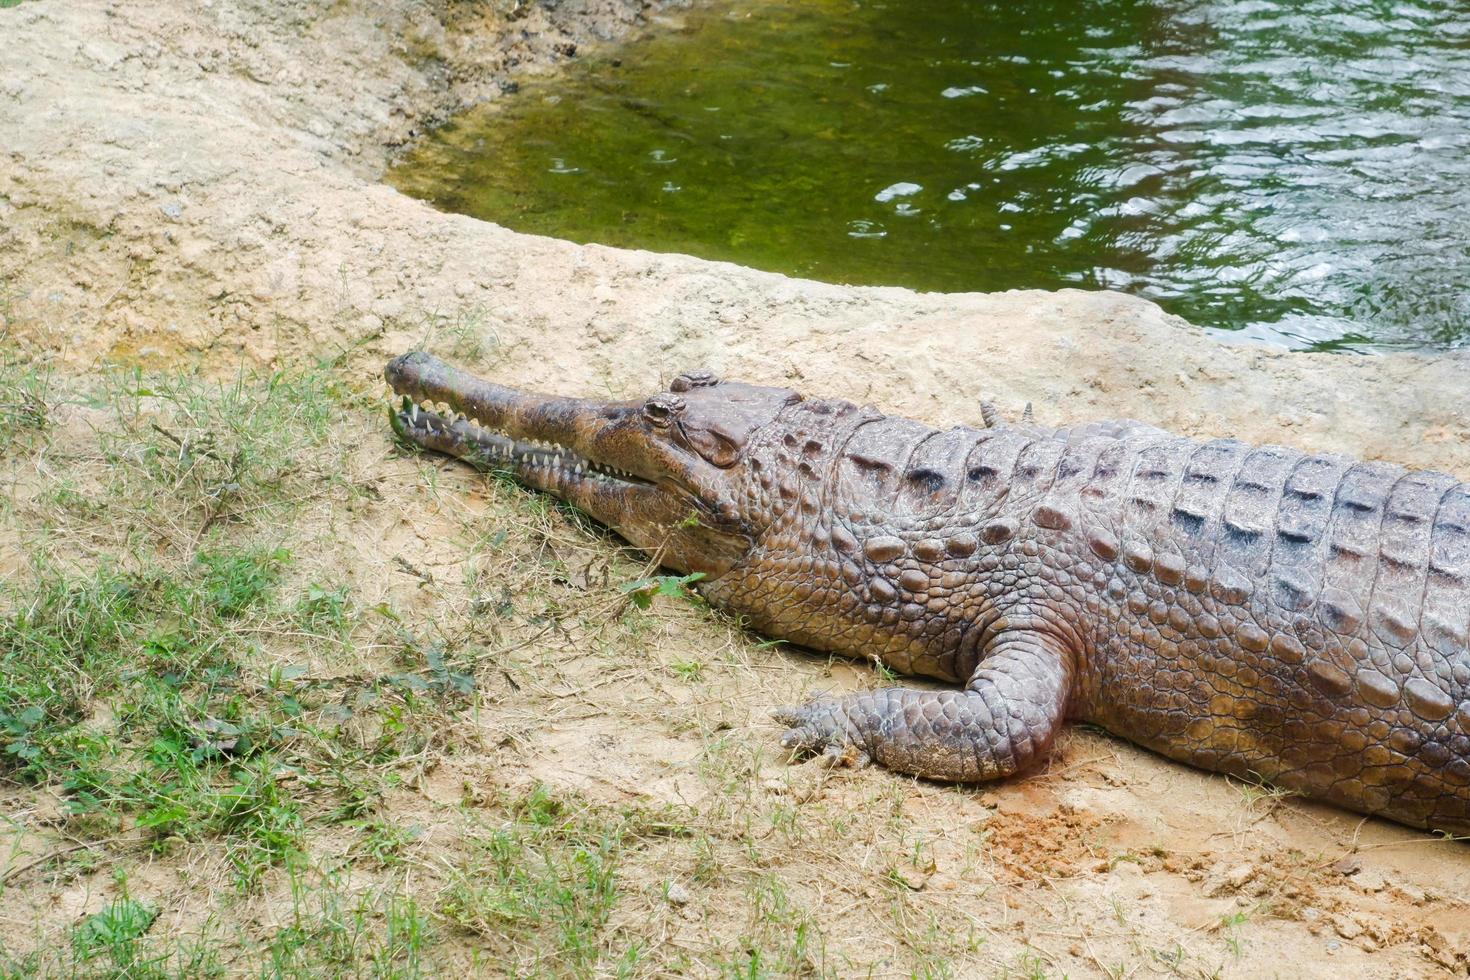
[390,393,655,490]
[384,352,793,575]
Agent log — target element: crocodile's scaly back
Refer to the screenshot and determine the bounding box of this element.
[704,411,1470,833]
[385,353,1470,835]
[1075,435,1469,831]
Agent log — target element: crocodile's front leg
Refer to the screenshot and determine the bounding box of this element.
[774,630,1073,782]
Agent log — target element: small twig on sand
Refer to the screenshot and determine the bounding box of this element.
[1,839,114,886]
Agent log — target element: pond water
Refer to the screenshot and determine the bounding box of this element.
[391,0,1470,351]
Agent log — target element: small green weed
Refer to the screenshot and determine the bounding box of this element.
[349,819,422,868]
[71,895,159,970]
[427,304,501,361]
[297,582,352,639]
[620,571,705,610]
[669,659,705,681]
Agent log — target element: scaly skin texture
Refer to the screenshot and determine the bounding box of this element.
[386,353,1470,835]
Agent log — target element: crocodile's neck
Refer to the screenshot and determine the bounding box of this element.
[704,418,1046,683]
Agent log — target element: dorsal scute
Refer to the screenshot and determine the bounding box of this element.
[895,426,985,517]
[1265,453,1355,618]
[1371,471,1459,649]
[1320,461,1401,637]
[835,416,938,518]
[1170,439,1252,540]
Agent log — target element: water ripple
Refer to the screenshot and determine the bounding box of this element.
[396,0,1470,350]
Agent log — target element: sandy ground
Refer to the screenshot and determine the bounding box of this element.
[1,0,1468,976]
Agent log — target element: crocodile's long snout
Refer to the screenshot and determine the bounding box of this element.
[386,352,777,576]
[386,351,615,460]
[385,351,651,478]
[385,351,753,575]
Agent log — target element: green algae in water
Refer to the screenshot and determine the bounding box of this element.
[391,0,1470,351]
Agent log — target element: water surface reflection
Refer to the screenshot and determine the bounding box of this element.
[393,0,1470,350]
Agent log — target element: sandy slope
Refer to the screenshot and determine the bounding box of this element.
[1,0,1468,975]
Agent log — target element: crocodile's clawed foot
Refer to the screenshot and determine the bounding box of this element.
[818,740,872,769]
[771,698,871,769]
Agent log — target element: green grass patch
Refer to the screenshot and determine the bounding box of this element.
[439,784,694,974]
[0,347,49,457]
[265,870,431,978]
[0,542,318,887]
[71,893,159,971]
[0,354,458,898]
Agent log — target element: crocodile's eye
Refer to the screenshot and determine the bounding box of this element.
[670,370,719,393]
[642,393,685,428]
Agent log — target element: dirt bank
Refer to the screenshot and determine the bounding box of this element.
[1,0,1467,475]
[1,0,1467,976]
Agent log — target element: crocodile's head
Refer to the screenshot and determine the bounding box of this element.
[386,352,816,577]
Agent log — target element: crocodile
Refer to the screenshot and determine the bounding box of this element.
[386,351,1470,835]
